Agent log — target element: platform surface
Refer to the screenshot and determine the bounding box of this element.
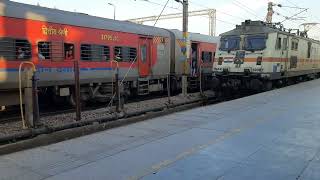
[2,80,320,180]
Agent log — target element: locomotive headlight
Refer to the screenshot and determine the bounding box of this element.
[256,56,262,65]
[218,57,223,65]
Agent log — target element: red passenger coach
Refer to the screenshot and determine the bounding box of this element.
[0,0,218,107]
[0,15,160,77]
[170,30,219,90]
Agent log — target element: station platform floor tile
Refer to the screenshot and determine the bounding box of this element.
[2,79,320,180]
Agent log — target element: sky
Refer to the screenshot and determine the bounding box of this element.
[10,0,320,39]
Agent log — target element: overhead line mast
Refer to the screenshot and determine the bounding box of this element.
[128,9,217,36]
[175,0,189,96]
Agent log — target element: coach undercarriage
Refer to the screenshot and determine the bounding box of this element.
[212,71,320,95]
[48,77,172,106]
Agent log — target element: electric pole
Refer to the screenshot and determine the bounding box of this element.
[108,2,116,20]
[180,0,189,96]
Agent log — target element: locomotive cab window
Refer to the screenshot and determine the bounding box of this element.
[64,43,74,60]
[244,35,267,51]
[219,36,240,51]
[201,51,213,63]
[114,46,137,62]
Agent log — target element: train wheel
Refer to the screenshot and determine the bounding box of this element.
[67,92,86,107]
[52,95,65,105]
[250,79,262,92]
[263,81,273,91]
[170,77,178,95]
[67,93,76,107]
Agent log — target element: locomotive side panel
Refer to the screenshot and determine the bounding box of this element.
[286,37,320,76]
[260,33,286,77]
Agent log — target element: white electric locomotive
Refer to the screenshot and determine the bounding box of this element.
[212,20,320,91]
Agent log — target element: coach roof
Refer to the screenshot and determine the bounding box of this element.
[169,29,220,44]
[0,0,170,37]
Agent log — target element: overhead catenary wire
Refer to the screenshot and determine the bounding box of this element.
[273,0,320,40]
[231,0,263,20]
[153,0,170,26]
[199,15,237,26]
[264,0,307,30]
[188,0,246,21]
[135,0,319,39]
[135,0,242,26]
[134,0,181,11]
[283,0,320,23]
[281,8,308,23]
[180,0,244,26]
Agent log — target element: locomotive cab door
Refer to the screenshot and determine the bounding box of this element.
[138,37,152,77]
[278,34,289,74]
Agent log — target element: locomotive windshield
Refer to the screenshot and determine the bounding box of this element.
[244,35,266,51]
[219,36,240,51]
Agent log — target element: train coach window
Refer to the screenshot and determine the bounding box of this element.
[38,42,51,60]
[81,44,91,61]
[140,45,147,63]
[276,37,282,50]
[15,40,31,60]
[114,46,137,62]
[38,41,64,61]
[102,46,110,61]
[64,43,74,60]
[291,41,296,51]
[92,45,109,61]
[291,40,299,51]
[81,44,110,61]
[283,38,288,50]
[290,56,298,69]
[307,42,312,58]
[0,38,14,60]
[0,38,31,60]
[201,51,213,63]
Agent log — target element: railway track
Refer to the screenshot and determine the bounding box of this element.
[0,92,173,124]
[1,76,312,127]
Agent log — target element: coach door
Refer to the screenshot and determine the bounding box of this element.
[138,37,151,77]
